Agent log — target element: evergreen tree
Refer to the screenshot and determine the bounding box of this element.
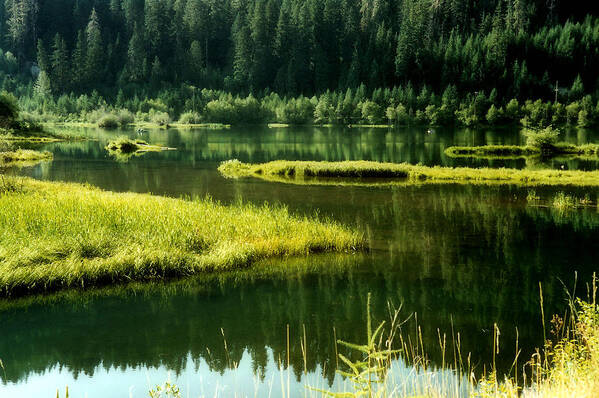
[51,33,70,92]
[85,8,104,84]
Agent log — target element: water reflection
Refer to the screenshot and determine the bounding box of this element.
[2,126,599,396]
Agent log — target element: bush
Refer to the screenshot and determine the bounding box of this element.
[275,97,314,124]
[504,99,520,122]
[150,110,170,126]
[116,109,134,125]
[360,101,383,124]
[0,91,19,128]
[178,111,202,124]
[205,99,237,123]
[486,104,503,125]
[97,114,120,129]
[523,127,559,151]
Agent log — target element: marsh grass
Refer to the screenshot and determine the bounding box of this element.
[0,149,52,166]
[552,192,580,211]
[313,279,599,398]
[445,144,599,160]
[0,177,363,297]
[445,145,540,159]
[219,160,599,188]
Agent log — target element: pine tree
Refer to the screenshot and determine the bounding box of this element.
[5,0,31,61]
[125,24,147,82]
[34,70,52,97]
[232,11,253,87]
[36,39,49,72]
[85,8,104,84]
[71,30,86,89]
[51,33,70,92]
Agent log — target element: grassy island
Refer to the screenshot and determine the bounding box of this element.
[0,149,52,166]
[0,178,363,297]
[446,128,599,159]
[445,143,599,159]
[105,137,175,154]
[219,159,599,187]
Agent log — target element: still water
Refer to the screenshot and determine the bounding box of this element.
[1,125,598,397]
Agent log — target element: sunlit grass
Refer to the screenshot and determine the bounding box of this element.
[0,177,363,297]
[219,159,599,188]
[445,144,599,160]
[0,149,52,166]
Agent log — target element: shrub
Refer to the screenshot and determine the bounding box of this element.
[553,192,577,211]
[178,111,202,124]
[504,98,520,122]
[150,110,170,126]
[205,99,236,123]
[116,109,134,125]
[523,127,559,151]
[0,91,19,128]
[360,101,384,124]
[486,104,503,125]
[97,113,120,129]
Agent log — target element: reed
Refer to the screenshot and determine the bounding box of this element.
[0,177,363,297]
[315,281,599,398]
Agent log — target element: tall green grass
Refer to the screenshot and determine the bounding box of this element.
[0,177,363,297]
[445,144,599,160]
[0,149,52,166]
[315,284,599,398]
[219,160,599,187]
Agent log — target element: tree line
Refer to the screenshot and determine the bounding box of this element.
[0,0,597,124]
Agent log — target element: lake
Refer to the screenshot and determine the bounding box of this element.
[1,125,598,397]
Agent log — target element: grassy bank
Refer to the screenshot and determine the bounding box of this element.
[219,159,599,187]
[0,149,52,166]
[0,177,363,297]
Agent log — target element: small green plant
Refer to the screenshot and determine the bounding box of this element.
[527,190,540,202]
[523,127,560,153]
[314,293,401,397]
[553,192,578,211]
[580,194,592,206]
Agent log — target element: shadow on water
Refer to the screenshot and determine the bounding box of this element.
[1,125,599,396]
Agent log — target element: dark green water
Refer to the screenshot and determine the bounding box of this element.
[1,125,598,397]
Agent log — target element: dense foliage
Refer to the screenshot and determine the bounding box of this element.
[0,0,597,125]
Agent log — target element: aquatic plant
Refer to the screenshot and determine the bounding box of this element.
[315,281,599,398]
[552,192,579,211]
[526,190,540,202]
[0,177,363,297]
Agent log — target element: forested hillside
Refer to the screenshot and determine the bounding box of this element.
[0,0,598,125]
